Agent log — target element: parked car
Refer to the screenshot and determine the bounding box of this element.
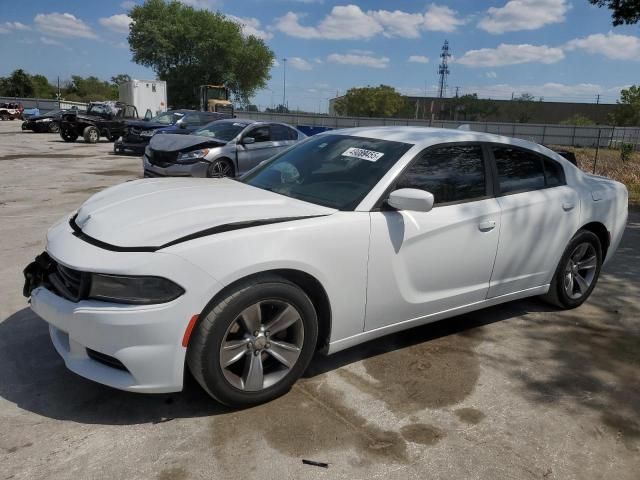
[59,101,138,144]
[0,102,23,120]
[22,109,67,133]
[143,119,306,178]
[114,110,230,154]
[23,127,628,408]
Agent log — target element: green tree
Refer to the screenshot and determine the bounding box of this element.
[30,75,56,98]
[451,94,499,121]
[505,93,539,123]
[334,85,406,117]
[609,85,640,126]
[128,0,274,107]
[111,74,132,85]
[560,114,596,126]
[589,0,640,25]
[62,76,118,102]
[0,69,34,97]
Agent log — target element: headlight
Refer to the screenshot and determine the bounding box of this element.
[88,274,185,305]
[176,148,209,164]
[144,145,152,157]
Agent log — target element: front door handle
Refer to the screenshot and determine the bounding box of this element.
[562,202,575,211]
[478,220,496,232]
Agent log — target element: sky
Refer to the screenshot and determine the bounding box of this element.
[1,0,639,112]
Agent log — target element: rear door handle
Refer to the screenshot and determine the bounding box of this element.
[562,202,575,211]
[478,220,496,232]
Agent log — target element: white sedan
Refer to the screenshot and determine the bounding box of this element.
[24,127,628,407]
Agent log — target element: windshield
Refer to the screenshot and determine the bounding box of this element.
[152,111,184,124]
[87,104,113,116]
[241,134,413,210]
[206,87,228,101]
[193,122,248,142]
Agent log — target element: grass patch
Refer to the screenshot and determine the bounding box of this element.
[550,145,640,205]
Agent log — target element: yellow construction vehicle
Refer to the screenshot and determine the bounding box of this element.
[199,85,234,115]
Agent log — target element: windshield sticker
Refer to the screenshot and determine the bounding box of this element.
[341,147,384,162]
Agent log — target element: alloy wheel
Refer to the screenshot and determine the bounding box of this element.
[219,300,304,392]
[209,161,233,178]
[563,242,597,300]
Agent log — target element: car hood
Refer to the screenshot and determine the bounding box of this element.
[149,133,227,152]
[27,113,58,121]
[73,178,336,249]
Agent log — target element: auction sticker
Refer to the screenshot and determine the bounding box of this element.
[341,147,384,162]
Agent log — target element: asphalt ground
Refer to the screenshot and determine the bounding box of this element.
[1,120,638,479]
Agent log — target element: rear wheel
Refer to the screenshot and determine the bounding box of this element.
[60,128,78,142]
[187,276,318,407]
[206,158,234,178]
[83,126,100,144]
[542,230,602,309]
[0,113,8,121]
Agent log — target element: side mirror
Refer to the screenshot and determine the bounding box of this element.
[242,136,256,145]
[179,122,188,129]
[144,109,152,121]
[387,188,434,212]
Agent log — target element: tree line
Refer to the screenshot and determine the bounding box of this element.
[0,69,132,102]
[333,85,640,127]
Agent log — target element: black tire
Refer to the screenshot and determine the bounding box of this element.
[0,113,8,121]
[60,128,78,142]
[206,158,235,178]
[542,230,602,309]
[83,126,100,144]
[48,121,60,133]
[187,276,318,407]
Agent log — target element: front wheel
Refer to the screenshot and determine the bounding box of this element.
[48,121,60,133]
[206,158,234,178]
[60,128,78,142]
[83,126,99,143]
[542,230,602,309]
[187,276,318,407]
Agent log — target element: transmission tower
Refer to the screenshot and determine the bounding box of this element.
[438,40,451,98]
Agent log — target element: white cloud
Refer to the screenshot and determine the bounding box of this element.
[423,4,465,32]
[565,31,640,60]
[274,3,464,40]
[34,12,97,39]
[486,71,498,78]
[288,57,313,70]
[181,0,222,9]
[408,55,430,64]
[3,21,31,31]
[121,1,138,9]
[99,14,132,34]
[226,15,273,40]
[40,36,62,46]
[272,59,280,67]
[276,6,382,39]
[327,53,390,68]
[370,10,425,38]
[0,27,8,34]
[478,0,570,34]
[456,43,565,67]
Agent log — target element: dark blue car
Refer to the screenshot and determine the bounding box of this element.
[114,110,231,154]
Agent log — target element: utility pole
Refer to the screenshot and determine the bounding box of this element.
[455,86,460,98]
[282,57,287,109]
[437,40,451,99]
[596,94,601,104]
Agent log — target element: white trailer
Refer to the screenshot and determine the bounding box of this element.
[118,79,167,118]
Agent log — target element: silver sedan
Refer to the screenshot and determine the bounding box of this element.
[143,119,306,178]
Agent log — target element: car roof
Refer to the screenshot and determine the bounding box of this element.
[213,118,257,125]
[326,126,559,158]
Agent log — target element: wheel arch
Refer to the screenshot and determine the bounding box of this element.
[579,221,610,260]
[194,269,332,354]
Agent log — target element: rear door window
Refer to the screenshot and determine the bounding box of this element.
[543,157,566,187]
[248,126,270,143]
[493,147,545,194]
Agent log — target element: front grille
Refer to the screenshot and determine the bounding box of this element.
[86,348,128,371]
[148,149,178,167]
[48,262,90,302]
